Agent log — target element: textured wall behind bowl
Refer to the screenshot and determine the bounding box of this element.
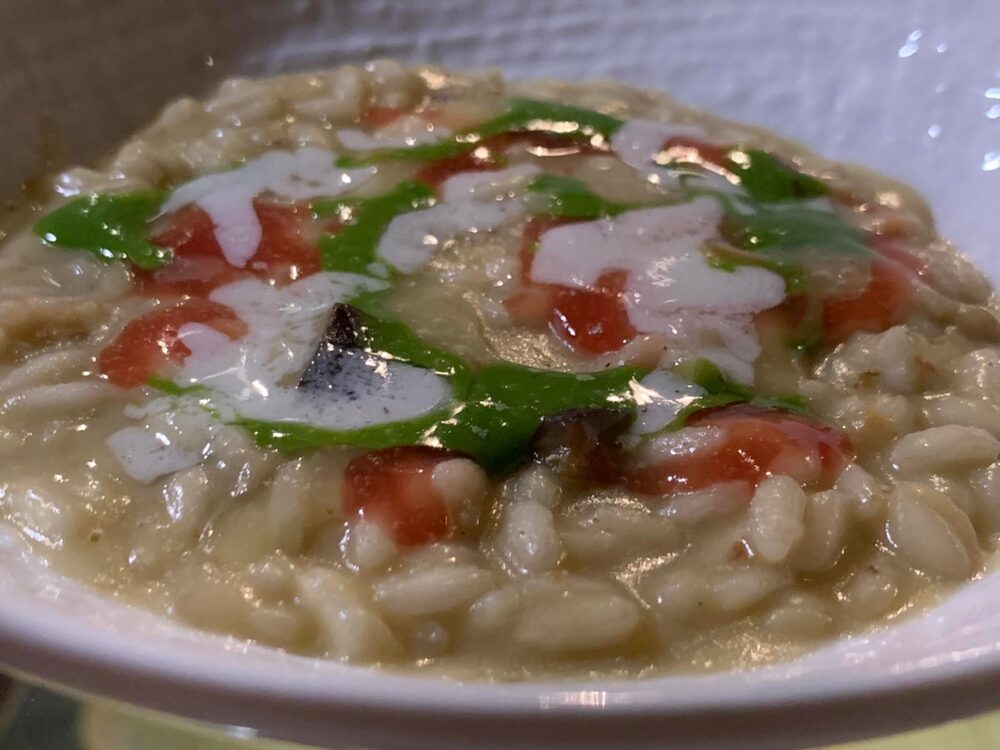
[2,0,998,261]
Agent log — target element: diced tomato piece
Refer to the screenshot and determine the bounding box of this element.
[752,235,920,348]
[141,201,320,294]
[99,299,247,388]
[342,446,461,546]
[822,259,913,345]
[506,217,636,355]
[503,217,572,326]
[622,404,853,497]
[549,270,637,355]
[415,130,609,189]
[149,205,222,258]
[415,147,504,189]
[659,137,733,171]
[249,201,321,283]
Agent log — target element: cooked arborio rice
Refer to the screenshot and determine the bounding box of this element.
[2,61,1000,679]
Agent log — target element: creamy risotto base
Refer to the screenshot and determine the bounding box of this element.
[2,62,1000,680]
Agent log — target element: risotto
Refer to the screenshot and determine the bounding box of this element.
[2,62,1000,680]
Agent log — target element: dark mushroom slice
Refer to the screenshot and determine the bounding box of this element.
[298,303,374,397]
[530,407,631,481]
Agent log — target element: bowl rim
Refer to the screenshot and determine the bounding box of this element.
[4,569,1000,749]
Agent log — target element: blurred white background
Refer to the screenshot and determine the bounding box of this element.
[2,0,998,257]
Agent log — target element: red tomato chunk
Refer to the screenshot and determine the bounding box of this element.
[342,446,461,546]
[823,259,913,345]
[506,217,637,355]
[621,405,853,497]
[140,201,320,295]
[99,299,247,388]
[415,148,503,189]
[549,270,637,355]
[415,132,605,190]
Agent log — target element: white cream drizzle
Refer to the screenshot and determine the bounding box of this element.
[336,114,452,151]
[106,273,452,483]
[106,405,220,484]
[630,371,706,435]
[530,198,786,383]
[160,148,376,268]
[376,163,541,274]
[106,425,201,485]
[178,274,452,427]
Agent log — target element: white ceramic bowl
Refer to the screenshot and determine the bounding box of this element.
[2,1,1000,748]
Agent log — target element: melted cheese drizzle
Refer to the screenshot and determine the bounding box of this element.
[530,198,786,383]
[377,163,541,273]
[336,114,452,151]
[160,148,376,268]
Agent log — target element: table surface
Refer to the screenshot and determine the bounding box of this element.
[2,675,1000,750]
